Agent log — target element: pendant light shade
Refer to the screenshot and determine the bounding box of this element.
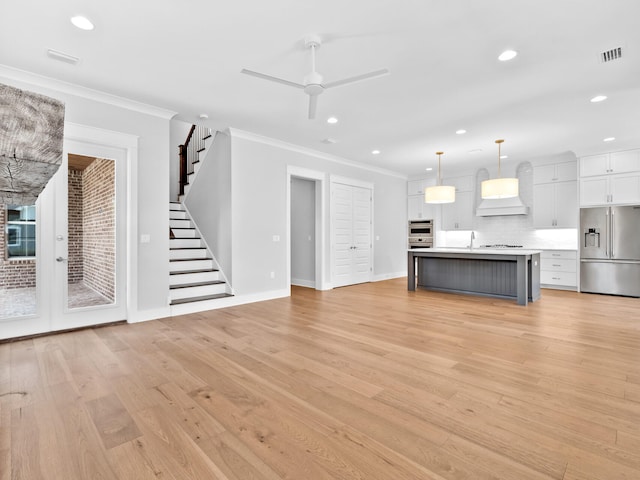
[481,139,519,199]
[425,151,455,204]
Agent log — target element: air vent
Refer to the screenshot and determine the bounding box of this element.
[47,48,80,65]
[600,46,622,63]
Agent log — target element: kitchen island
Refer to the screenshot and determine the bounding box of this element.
[408,248,541,305]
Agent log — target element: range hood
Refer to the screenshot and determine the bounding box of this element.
[476,195,529,216]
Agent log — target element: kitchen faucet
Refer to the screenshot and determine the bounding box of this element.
[470,231,475,250]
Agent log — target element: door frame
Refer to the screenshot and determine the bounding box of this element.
[60,123,139,328]
[286,166,327,291]
[329,175,374,288]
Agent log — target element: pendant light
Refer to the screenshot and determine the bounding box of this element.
[425,151,455,204]
[481,139,519,199]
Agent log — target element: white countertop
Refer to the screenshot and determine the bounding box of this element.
[409,247,542,255]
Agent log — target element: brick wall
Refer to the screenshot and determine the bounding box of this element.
[82,158,115,301]
[0,204,37,289]
[68,168,84,283]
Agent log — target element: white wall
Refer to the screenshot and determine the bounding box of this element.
[229,132,407,297]
[290,177,315,287]
[0,71,173,319]
[184,131,233,283]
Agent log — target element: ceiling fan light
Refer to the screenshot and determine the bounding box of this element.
[425,185,455,204]
[481,178,519,199]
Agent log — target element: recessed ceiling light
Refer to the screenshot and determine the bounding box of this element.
[603,137,616,142]
[327,116,338,124]
[322,138,337,144]
[590,95,607,103]
[468,148,483,154]
[425,167,433,171]
[199,113,209,120]
[70,15,94,31]
[371,150,380,155]
[498,50,518,61]
[500,155,508,159]
[456,129,467,135]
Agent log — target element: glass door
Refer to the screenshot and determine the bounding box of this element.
[0,137,127,340]
[51,138,127,331]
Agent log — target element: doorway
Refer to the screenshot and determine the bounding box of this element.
[0,126,131,339]
[286,166,326,291]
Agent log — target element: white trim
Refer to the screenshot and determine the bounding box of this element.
[0,64,177,119]
[330,174,374,190]
[169,289,290,317]
[373,271,406,282]
[128,306,172,323]
[287,166,328,290]
[230,127,406,180]
[291,278,316,288]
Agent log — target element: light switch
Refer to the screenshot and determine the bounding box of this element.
[140,234,151,244]
[273,235,280,242]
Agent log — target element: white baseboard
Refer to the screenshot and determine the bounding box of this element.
[169,288,290,317]
[372,271,406,282]
[291,278,316,288]
[127,306,172,323]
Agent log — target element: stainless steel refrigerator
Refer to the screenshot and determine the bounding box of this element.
[580,206,640,297]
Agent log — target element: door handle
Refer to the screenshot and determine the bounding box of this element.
[56,257,66,262]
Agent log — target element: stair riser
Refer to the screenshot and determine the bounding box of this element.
[170,271,221,286]
[170,249,208,260]
[170,211,188,220]
[170,219,192,229]
[170,259,214,272]
[170,283,227,300]
[170,238,202,249]
[171,229,197,238]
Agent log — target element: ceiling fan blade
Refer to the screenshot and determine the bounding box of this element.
[308,95,318,120]
[323,68,389,89]
[240,69,305,89]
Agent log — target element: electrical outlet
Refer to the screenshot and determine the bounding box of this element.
[270,271,275,279]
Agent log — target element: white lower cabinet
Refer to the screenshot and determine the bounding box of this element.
[540,250,577,290]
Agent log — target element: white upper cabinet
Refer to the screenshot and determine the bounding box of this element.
[579,149,640,206]
[533,181,577,228]
[580,150,640,177]
[407,177,437,220]
[533,161,577,184]
[441,191,473,230]
[442,175,473,192]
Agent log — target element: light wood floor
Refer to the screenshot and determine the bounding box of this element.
[2,279,640,480]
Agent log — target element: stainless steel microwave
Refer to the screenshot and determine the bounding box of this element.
[408,220,433,237]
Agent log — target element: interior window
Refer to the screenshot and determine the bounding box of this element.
[6,205,36,258]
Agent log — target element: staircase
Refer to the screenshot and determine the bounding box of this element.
[169,202,232,305]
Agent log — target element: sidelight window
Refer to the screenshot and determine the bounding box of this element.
[6,204,36,258]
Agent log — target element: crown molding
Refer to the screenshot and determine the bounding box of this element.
[0,64,177,120]
[227,128,407,180]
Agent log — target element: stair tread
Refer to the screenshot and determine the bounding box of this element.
[171,293,232,305]
[170,269,219,275]
[170,280,225,290]
[170,247,206,250]
[170,258,212,262]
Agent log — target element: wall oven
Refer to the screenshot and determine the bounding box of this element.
[408,220,434,249]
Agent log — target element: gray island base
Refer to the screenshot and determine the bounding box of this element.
[408,248,541,306]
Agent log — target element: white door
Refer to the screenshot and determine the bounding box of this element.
[0,135,128,339]
[51,139,127,331]
[331,181,372,288]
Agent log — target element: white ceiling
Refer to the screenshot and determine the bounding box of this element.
[2,0,640,176]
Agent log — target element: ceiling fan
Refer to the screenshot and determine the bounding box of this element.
[241,34,389,119]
